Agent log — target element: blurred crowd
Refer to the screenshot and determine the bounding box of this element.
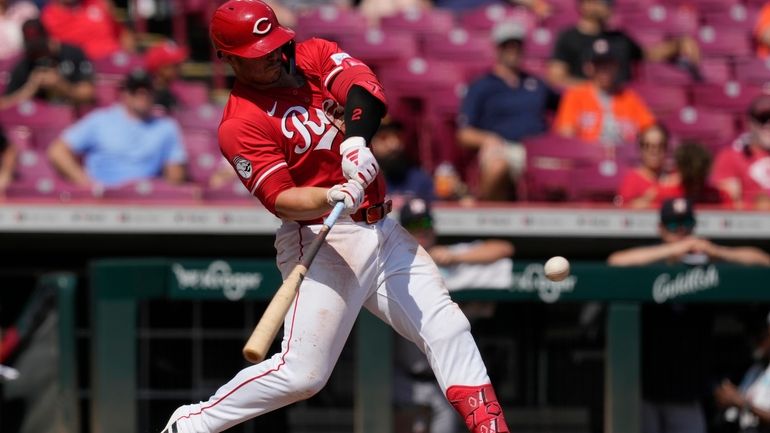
[0,0,769,210]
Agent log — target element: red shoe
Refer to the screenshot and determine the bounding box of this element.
[446,384,510,433]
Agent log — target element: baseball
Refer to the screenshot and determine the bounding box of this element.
[544,256,570,282]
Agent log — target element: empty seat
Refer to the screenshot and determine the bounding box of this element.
[379,8,456,39]
[617,4,697,36]
[640,63,695,86]
[524,27,556,59]
[662,106,736,150]
[91,51,144,80]
[15,149,58,182]
[701,3,759,27]
[378,57,465,98]
[183,129,221,184]
[629,82,688,117]
[339,29,419,70]
[173,104,224,133]
[422,28,495,63]
[5,177,93,201]
[171,80,210,108]
[101,179,202,201]
[203,179,255,202]
[294,6,368,42]
[698,58,732,83]
[734,58,770,86]
[697,26,752,58]
[691,82,762,114]
[458,3,535,33]
[0,101,75,149]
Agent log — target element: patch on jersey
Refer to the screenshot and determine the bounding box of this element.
[233,156,253,179]
[330,52,352,66]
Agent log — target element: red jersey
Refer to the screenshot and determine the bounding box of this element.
[218,38,388,218]
[617,167,682,207]
[41,0,122,60]
[712,134,770,204]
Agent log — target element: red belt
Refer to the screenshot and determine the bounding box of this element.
[351,200,392,224]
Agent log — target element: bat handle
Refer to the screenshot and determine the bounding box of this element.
[324,201,345,228]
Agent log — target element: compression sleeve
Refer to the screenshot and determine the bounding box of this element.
[343,85,386,143]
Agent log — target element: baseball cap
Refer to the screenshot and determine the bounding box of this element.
[588,38,619,64]
[144,41,188,73]
[122,69,154,92]
[660,198,696,231]
[399,198,433,229]
[491,20,526,45]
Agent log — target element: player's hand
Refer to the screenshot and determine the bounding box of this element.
[326,181,365,215]
[340,137,378,188]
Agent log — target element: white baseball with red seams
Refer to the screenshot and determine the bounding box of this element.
[161,3,510,431]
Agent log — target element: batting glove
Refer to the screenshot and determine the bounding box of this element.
[340,137,379,188]
[326,181,365,215]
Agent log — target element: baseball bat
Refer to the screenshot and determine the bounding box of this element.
[243,201,346,363]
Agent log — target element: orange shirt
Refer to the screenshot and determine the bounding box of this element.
[755,3,770,58]
[553,83,655,145]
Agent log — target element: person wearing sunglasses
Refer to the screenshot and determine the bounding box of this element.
[712,94,770,209]
[608,197,770,267]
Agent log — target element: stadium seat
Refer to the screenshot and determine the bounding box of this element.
[0,101,75,150]
[701,3,759,27]
[691,82,762,114]
[524,27,556,59]
[378,57,465,98]
[662,106,737,151]
[616,4,698,36]
[171,81,210,108]
[293,6,368,42]
[458,3,535,34]
[422,28,495,63]
[696,26,752,58]
[203,179,255,202]
[379,8,456,39]
[570,161,626,202]
[339,29,418,71]
[173,104,224,133]
[94,79,120,106]
[698,58,732,83]
[91,51,144,80]
[5,177,93,201]
[183,129,220,184]
[640,63,694,86]
[733,58,770,87]
[628,82,688,118]
[101,179,202,201]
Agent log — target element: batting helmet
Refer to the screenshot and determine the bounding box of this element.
[210,0,295,58]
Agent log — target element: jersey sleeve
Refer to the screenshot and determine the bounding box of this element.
[299,38,387,107]
[218,117,296,214]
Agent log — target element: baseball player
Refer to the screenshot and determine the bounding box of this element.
[160,1,510,432]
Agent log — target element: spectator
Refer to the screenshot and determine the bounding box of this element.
[547,0,700,89]
[755,2,770,59]
[0,127,18,197]
[670,142,723,204]
[457,20,560,201]
[616,124,676,208]
[714,311,770,432]
[608,198,770,267]
[553,39,656,146]
[371,117,434,208]
[47,69,187,188]
[0,0,38,61]
[143,40,189,113]
[395,197,515,433]
[0,18,94,109]
[40,0,135,60]
[712,94,770,210]
[609,198,770,433]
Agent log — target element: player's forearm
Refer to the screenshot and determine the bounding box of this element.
[274,187,334,220]
[47,140,91,186]
[607,244,678,266]
[711,246,770,266]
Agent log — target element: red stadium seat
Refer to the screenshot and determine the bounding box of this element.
[458,3,535,33]
[571,161,627,202]
[616,4,698,37]
[183,129,221,184]
[101,179,202,201]
[293,6,368,42]
[0,101,75,150]
[339,29,418,71]
[698,58,732,83]
[691,82,762,114]
[629,82,688,117]
[203,179,255,202]
[422,28,495,63]
[524,27,557,59]
[91,51,144,80]
[701,3,759,27]
[378,57,465,97]
[696,26,752,58]
[171,81,210,108]
[5,177,92,200]
[379,8,456,39]
[662,106,737,151]
[640,63,694,86]
[733,58,770,87]
[15,149,58,182]
[173,104,224,133]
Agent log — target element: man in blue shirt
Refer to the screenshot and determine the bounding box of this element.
[457,20,559,201]
[47,69,187,188]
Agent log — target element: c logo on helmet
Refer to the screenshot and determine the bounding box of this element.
[253,17,272,35]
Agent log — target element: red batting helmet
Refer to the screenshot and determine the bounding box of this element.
[210,0,295,58]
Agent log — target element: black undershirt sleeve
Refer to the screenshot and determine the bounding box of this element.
[344,85,386,143]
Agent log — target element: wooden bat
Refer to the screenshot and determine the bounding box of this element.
[243,202,346,363]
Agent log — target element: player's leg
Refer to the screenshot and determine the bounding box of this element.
[363,218,510,433]
[162,220,380,433]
